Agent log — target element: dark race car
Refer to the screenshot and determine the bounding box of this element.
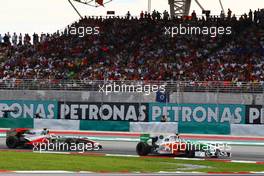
[6,128,102,152]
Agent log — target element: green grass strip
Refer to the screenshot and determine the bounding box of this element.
[0,151,263,173]
[1,133,264,146]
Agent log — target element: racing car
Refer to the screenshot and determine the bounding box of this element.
[136,134,231,158]
[6,128,102,151]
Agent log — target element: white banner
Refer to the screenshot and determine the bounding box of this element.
[231,124,264,136]
[130,122,178,133]
[34,119,79,130]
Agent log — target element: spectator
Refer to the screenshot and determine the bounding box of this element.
[163,10,169,20]
[3,33,10,45]
[33,33,39,45]
[191,10,197,20]
[126,11,131,19]
[220,10,225,19]
[249,9,253,22]
[140,11,144,19]
[227,8,232,19]
[254,10,258,23]
[11,32,18,46]
[18,33,23,45]
[156,11,161,20]
[23,33,31,45]
[147,12,151,19]
[40,32,46,43]
[231,14,237,21]
[144,11,148,18]
[152,10,157,20]
[204,10,210,20]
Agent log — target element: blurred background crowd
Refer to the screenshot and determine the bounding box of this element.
[0,9,263,83]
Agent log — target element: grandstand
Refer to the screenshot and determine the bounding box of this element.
[0,9,263,84]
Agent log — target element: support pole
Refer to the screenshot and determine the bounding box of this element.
[148,0,151,14]
[68,0,83,19]
[194,0,204,11]
[219,0,225,14]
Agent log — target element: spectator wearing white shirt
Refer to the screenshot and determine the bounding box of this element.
[12,32,18,46]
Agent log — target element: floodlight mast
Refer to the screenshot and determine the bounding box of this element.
[168,0,225,17]
[68,0,113,18]
[168,0,192,17]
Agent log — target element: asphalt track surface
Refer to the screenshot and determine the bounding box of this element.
[0,138,263,161]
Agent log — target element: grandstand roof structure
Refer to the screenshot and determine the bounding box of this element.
[68,0,113,18]
[72,0,112,7]
[70,0,225,18]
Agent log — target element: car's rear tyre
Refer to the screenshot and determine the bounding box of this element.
[213,149,221,158]
[185,149,195,158]
[184,144,195,158]
[136,142,151,156]
[6,136,19,149]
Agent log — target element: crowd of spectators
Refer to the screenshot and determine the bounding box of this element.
[0,9,264,82]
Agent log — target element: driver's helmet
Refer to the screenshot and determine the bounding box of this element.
[41,128,49,135]
[175,133,180,139]
[159,135,164,139]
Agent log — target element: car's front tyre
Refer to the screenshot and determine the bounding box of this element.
[185,150,195,158]
[6,136,19,149]
[213,149,221,158]
[136,142,151,156]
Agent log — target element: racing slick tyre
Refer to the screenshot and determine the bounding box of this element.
[186,150,195,158]
[213,149,221,158]
[136,142,151,156]
[98,144,103,149]
[6,136,19,149]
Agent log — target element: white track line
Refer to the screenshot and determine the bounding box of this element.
[15,171,75,173]
[106,154,139,157]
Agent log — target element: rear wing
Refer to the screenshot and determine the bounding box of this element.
[6,128,29,137]
[140,134,151,142]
